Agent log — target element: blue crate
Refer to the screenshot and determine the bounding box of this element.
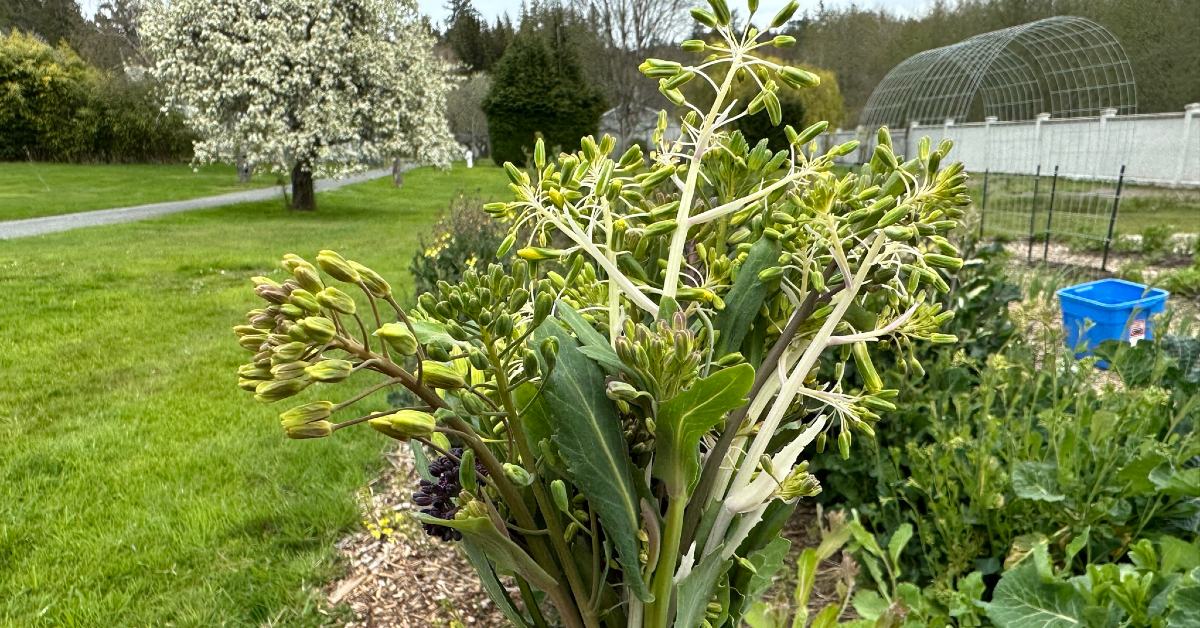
[1056,278,1169,361]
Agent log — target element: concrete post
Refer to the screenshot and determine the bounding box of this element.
[984,116,998,173]
[907,120,920,158]
[1177,103,1199,187]
[1098,108,1118,180]
[1033,113,1050,177]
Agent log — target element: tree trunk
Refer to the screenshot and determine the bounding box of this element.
[290,162,315,211]
[392,157,405,187]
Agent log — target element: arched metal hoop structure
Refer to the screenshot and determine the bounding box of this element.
[860,16,1136,128]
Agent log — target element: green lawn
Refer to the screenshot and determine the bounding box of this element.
[0,162,281,222]
[0,164,508,626]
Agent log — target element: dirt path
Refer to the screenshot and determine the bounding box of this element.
[0,168,390,240]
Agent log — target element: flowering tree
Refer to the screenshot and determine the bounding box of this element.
[141,0,457,210]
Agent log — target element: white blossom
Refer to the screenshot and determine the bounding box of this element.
[141,0,458,178]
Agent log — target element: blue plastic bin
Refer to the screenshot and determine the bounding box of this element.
[1056,278,1169,360]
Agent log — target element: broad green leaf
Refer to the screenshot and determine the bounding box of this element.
[534,319,652,601]
[809,603,842,628]
[1117,453,1166,495]
[888,523,913,568]
[410,319,455,346]
[985,559,1085,628]
[1064,527,1090,568]
[653,363,754,496]
[675,549,733,628]
[558,302,646,384]
[1012,461,1066,502]
[714,238,779,356]
[730,536,791,622]
[1160,535,1200,574]
[415,514,556,593]
[1168,580,1200,625]
[852,589,889,620]
[462,539,532,628]
[1150,462,1200,497]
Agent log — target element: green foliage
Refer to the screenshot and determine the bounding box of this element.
[483,31,606,166]
[408,193,511,297]
[703,60,844,152]
[0,30,192,162]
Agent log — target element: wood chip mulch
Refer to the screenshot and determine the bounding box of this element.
[322,449,511,628]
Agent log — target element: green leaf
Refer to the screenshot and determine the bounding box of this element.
[415,514,557,593]
[730,536,791,622]
[1150,462,1200,497]
[1160,536,1200,574]
[1117,453,1167,495]
[410,319,456,346]
[714,238,779,356]
[653,363,754,496]
[1168,579,1200,625]
[1012,461,1066,502]
[675,549,733,628]
[852,589,889,620]
[888,523,913,568]
[985,559,1085,628]
[462,539,532,628]
[533,319,652,601]
[410,440,434,482]
[558,302,645,385]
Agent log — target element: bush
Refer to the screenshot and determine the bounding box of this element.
[482,32,605,166]
[0,30,192,162]
[408,194,511,297]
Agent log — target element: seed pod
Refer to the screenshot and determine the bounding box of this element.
[305,359,353,382]
[350,262,391,297]
[280,401,334,427]
[286,420,332,440]
[420,361,465,389]
[374,322,419,355]
[254,378,309,403]
[316,250,361,283]
[852,342,883,393]
[317,287,357,315]
[300,317,336,344]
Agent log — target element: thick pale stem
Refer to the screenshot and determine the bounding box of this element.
[661,64,739,303]
[646,495,687,628]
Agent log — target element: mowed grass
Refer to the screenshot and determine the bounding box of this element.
[0,162,280,221]
[0,164,508,626]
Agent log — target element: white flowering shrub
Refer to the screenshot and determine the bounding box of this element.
[141,0,458,209]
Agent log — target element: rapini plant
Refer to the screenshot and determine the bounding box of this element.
[231,2,969,626]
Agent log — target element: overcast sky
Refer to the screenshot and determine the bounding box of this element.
[80,0,935,25]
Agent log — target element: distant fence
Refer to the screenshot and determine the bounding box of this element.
[827,104,1200,188]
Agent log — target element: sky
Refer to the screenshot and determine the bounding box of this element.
[80,0,934,25]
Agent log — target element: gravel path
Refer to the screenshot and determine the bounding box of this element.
[0,168,391,240]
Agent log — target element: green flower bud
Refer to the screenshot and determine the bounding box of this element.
[689,7,718,28]
[373,410,438,440]
[606,380,640,402]
[280,401,334,427]
[503,463,534,487]
[459,448,477,493]
[551,479,570,513]
[517,247,565,261]
[279,303,304,319]
[838,429,851,460]
[254,378,309,403]
[373,322,418,355]
[273,341,307,362]
[350,261,391,297]
[929,333,959,344]
[421,361,465,389]
[815,431,827,453]
[237,378,261,391]
[271,360,310,380]
[305,359,353,382]
[286,420,332,439]
[317,287,356,315]
[238,363,273,380]
[292,263,323,292]
[758,266,784,281]
[772,1,799,27]
[533,292,553,326]
[300,317,336,344]
[772,35,797,47]
[539,337,559,372]
[883,225,914,241]
[775,462,822,501]
[680,39,706,52]
[430,432,451,452]
[316,250,361,283]
[852,342,883,393]
[639,58,683,78]
[289,289,321,314]
[779,66,820,89]
[923,253,964,270]
[522,350,540,379]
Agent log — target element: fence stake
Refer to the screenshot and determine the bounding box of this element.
[1042,165,1059,262]
[1027,164,1042,263]
[1101,165,1126,272]
[978,168,990,239]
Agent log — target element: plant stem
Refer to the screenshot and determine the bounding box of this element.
[661,59,739,303]
[646,495,687,628]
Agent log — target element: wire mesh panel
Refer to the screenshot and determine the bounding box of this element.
[859,15,1138,271]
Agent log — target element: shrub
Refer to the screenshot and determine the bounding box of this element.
[408,194,511,297]
[0,30,193,162]
[483,32,606,166]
